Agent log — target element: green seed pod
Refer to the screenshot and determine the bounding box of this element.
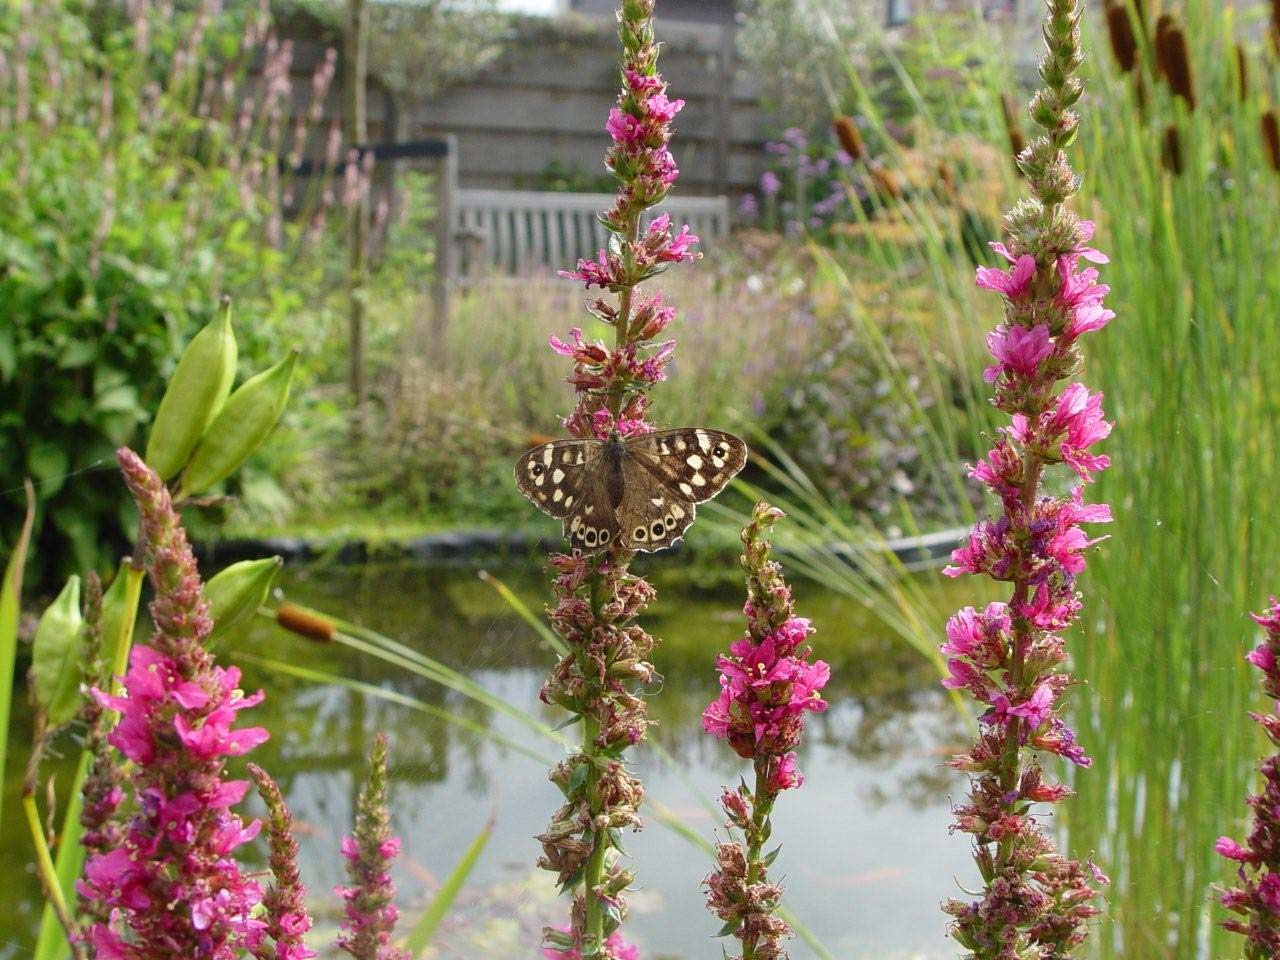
[31,575,85,727]
[145,298,239,481]
[179,348,299,497]
[206,556,283,643]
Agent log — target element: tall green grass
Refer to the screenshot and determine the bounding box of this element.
[774,2,1280,955]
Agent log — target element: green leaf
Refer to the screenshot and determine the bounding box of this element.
[31,575,85,727]
[26,441,69,494]
[762,844,783,867]
[716,918,743,937]
[402,818,493,956]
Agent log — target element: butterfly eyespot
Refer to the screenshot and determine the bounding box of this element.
[530,463,544,476]
[650,521,664,538]
[713,444,727,458]
[634,526,648,541]
[664,515,676,530]
[599,529,611,544]
[583,528,598,547]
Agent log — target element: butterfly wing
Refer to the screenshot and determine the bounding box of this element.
[514,439,621,553]
[618,428,748,552]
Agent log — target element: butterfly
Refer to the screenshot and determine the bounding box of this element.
[515,428,748,554]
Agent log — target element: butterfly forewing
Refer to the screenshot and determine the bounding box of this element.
[514,439,597,520]
[619,429,747,552]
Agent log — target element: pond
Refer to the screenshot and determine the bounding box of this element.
[3,558,976,960]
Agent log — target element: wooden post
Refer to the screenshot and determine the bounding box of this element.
[345,0,369,408]
[430,133,458,357]
[714,21,734,198]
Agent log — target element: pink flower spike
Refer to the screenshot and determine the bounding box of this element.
[985,324,1054,383]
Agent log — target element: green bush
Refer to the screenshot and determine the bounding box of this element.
[0,3,310,579]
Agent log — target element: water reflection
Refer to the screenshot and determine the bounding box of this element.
[2,560,973,960]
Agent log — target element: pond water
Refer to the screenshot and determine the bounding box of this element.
[2,559,977,960]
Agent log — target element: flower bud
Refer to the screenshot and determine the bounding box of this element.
[179,348,299,496]
[206,556,283,643]
[145,297,238,480]
[31,574,85,726]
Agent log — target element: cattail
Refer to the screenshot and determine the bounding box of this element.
[1001,91,1028,162]
[276,601,335,642]
[1158,21,1196,109]
[1105,1,1138,73]
[1162,124,1184,175]
[1236,43,1249,102]
[870,164,903,200]
[1154,14,1175,81]
[1262,111,1280,173]
[833,115,866,161]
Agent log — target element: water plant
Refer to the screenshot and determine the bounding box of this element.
[702,502,829,959]
[937,0,1112,953]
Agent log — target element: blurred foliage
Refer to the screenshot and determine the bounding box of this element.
[0,1,321,580]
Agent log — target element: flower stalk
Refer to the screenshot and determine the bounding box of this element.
[535,2,700,957]
[940,0,1112,954]
[702,503,829,960]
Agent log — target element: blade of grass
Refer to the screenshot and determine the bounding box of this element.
[0,478,35,839]
[402,816,494,956]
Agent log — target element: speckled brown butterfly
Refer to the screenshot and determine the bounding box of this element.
[515,428,748,554]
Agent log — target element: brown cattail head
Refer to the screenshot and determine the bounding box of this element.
[1273,0,1280,36]
[1158,22,1196,109]
[1161,124,1184,175]
[1236,44,1249,102]
[1154,14,1175,80]
[1105,2,1138,73]
[833,116,866,162]
[1262,111,1280,173]
[276,601,334,642]
[1000,92,1028,162]
[870,164,902,200]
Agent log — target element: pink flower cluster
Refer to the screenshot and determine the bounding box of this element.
[559,214,699,291]
[703,504,828,960]
[336,735,408,960]
[702,614,830,785]
[79,450,271,960]
[1216,598,1280,956]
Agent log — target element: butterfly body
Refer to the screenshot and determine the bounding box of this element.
[515,428,748,554]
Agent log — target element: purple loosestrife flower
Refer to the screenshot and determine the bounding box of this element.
[78,448,269,960]
[537,1,707,955]
[939,2,1112,955]
[1215,598,1280,956]
[703,503,829,960]
[336,734,408,960]
[248,764,316,960]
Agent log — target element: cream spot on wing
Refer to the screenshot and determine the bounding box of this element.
[650,496,665,507]
[562,450,574,463]
[696,430,712,453]
[535,474,545,487]
[553,489,564,503]
[711,455,725,469]
[687,454,703,469]
[584,505,594,516]
[575,452,586,464]
[675,437,687,452]
[564,495,575,508]
[552,468,565,483]
[542,446,554,466]
[691,473,706,487]
[570,517,581,532]
[672,504,687,519]
[679,482,693,496]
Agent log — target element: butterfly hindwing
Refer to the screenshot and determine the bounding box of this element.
[514,439,598,520]
[616,476,697,552]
